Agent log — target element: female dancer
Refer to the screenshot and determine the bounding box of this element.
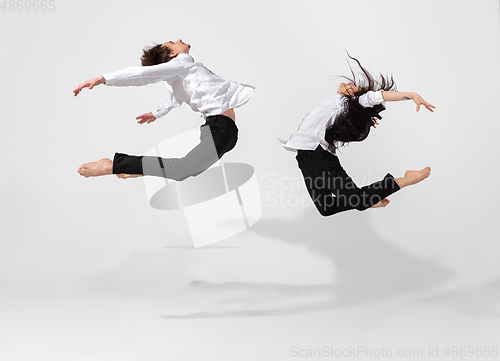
[280,55,435,216]
[74,39,254,181]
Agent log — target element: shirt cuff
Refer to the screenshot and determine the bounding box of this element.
[102,73,116,86]
[374,90,385,104]
[153,104,174,118]
[152,109,161,119]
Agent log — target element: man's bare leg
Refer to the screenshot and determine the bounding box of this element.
[78,158,143,179]
[77,158,113,178]
[80,110,237,180]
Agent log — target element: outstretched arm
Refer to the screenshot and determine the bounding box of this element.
[101,61,182,87]
[74,61,183,96]
[73,75,106,96]
[382,91,435,112]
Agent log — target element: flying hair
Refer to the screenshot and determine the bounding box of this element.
[324,51,397,153]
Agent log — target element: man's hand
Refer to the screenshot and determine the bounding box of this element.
[136,112,157,124]
[73,76,106,96]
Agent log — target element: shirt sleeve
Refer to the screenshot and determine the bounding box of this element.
[103,61,183,87]
[358,90,385,108]
[152,92,182,118]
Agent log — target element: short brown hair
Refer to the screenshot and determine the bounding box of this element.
[141,44,173,66]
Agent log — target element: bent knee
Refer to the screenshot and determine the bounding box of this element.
[318,208,331,217]
[314,203,336,217]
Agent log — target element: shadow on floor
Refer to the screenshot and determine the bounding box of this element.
[412,279,500,318]
[162,210,454,319]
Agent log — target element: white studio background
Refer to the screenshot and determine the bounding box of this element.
[1,1,500,361]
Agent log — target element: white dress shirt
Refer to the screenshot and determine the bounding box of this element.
[103,53,255,119]
[280,90,385,154]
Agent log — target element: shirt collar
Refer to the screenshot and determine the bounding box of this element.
[176,53,194,63]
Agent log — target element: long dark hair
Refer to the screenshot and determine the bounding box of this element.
[324,52,397,153]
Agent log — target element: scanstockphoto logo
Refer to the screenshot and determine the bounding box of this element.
[142,128,262,248]
[289,345,500,359]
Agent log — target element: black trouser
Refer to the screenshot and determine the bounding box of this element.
[296,145,400,216]
[112,114,238,181]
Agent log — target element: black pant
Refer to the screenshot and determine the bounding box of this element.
[296,145,400,216]
[112,114,238,181]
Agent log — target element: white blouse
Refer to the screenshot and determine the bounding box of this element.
[280,91,385,154]
[103,53,255,119]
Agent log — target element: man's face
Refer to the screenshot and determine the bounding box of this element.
[162,39,190,56]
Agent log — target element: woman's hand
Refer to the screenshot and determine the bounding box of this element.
[411,93,435,112]
[337,83,361,97]
[136,112,157,124]
[382,91,436,112]
[73,76,106,96]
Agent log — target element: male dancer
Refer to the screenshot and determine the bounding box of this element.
[74,39,254,180]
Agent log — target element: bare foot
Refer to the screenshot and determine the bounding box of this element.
[395,167,431,189]
[77,158,113,178]
[370,198,390,209]
[116,174,143,179]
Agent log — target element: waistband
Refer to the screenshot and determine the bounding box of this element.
[204,114,237,127]
[297,145,337,159]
